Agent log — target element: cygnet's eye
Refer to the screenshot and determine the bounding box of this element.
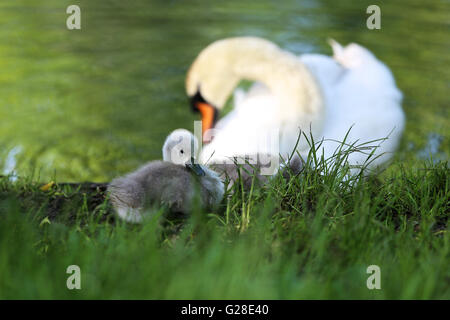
[180,149,184,154]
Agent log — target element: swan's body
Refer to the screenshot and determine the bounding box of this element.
[201,86,282,164]
[300,42,404,173]
[186,37,405,175]
[108,129,224,223]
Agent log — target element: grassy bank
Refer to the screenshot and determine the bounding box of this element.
[0,155,448,299]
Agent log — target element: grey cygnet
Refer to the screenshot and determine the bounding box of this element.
[108,129,224,223]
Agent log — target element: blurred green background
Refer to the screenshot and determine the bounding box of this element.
[0,0,448,181]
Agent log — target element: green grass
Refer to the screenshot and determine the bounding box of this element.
[0,138,448,300]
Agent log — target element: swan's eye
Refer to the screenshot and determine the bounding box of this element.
[180,150,184,154]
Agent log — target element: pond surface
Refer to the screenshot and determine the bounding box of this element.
[0,0,448,181]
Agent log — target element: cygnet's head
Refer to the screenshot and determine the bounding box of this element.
[162,129,199,165]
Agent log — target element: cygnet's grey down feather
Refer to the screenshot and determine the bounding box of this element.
[108,129,224,223]
[108,161,224,223]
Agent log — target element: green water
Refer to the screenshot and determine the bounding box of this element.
[0,0,448,181]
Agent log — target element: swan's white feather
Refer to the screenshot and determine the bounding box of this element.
[300,42,404,173]
[200,41,405,174]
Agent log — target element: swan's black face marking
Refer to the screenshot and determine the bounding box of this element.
[189,90,207,112]
[189,90,219,140]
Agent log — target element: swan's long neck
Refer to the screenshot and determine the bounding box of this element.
[187,37,324,132]
[232,42,323,118]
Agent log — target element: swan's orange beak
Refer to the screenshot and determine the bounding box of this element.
[196,102,216,137]
[190,91,218,143]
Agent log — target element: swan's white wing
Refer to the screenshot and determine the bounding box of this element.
[301,43,404,173]
[200,42,404,175]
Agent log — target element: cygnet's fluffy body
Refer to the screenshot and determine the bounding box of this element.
[108,129,224,223]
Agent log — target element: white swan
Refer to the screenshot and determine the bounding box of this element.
[186,37,324,169]
[186,37,405,175]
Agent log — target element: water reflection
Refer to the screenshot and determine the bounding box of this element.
[0,0,448,181]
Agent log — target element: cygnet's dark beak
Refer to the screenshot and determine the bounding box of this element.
[185,157,206,176]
